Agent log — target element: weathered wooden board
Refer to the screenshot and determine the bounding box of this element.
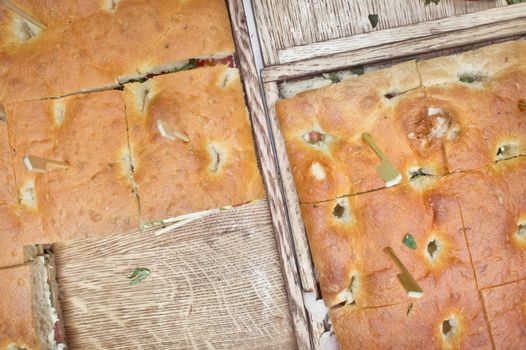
[252,0,508,65]
[227,0,311,348]
[54,200,297,350]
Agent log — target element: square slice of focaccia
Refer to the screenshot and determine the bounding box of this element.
[418,40,526,172]
[6,90,139,243]
[482,279,526,349]
[0,0,235,103]
[124,65,265,225]
[450,156,526,289]
[0,256,65,350]
[276,61,447,203]
[0,263,39,350]
[301,176,476,309]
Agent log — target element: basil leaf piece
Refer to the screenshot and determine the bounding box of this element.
[403,233,417,250]
[128,268,151,286]
[507,0,525,4]
[424,0,440,5]
[328,72,340,84]
[459,74,477,84]
[368,14,379,28]
[350,66,364,76]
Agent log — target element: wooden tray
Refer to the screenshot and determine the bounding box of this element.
[51,0,310,348]
[251,1,526,349]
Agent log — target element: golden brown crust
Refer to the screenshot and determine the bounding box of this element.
[276,61,447,202]
[419,41,526,172]
[0,0,235,103]
[301,175,478,309]
[482,279,526,349]
[125,65,264,224]
[6,90,139,243]
[331,287,491,350]
[451,157,526,289]
[0,264,38,350]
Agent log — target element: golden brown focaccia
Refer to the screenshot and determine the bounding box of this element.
[124,65,264,224]
[482,279,526,349]
[331,285,491,350]
[276,61,447,203]
[0,264,39,350]
[418,40,526,172]
[301,176,476,309]
[6,90,139,243]
[0,0,235,103]
[448,156,526,289]
[0,257,65,350]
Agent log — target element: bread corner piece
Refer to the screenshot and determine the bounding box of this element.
[0,254,66,350]
[124,65,265,225]
[418,39,526,172]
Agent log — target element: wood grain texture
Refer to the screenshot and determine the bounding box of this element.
[252,0,506,65]
[262,82,326,350]
[262,17,526,82]
[277,4,526,63]
[225,0,312,348]
[53,201,297,350]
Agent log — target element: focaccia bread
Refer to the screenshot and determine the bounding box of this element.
[0,256,65,350]
[0,0,235,103]
[418,40,526,172]
[482,279,526,349]
[281,40,526,348]
[276,61,447,203]
[124,65,265,224]
[5,90,139,243]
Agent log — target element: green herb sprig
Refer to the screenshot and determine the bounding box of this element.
[128,268,151,286]
[402,233,417,250]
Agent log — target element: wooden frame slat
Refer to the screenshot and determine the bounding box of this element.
[227,0,312,348]
[262,81,326,350]
[277,3,526,63]
[251,0,507,67]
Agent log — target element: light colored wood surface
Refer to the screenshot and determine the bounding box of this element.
[227,0,311,348]
[262,13,526,82]
[54,200,297,350]
[252,0,507,65]
[277,4,526,63]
